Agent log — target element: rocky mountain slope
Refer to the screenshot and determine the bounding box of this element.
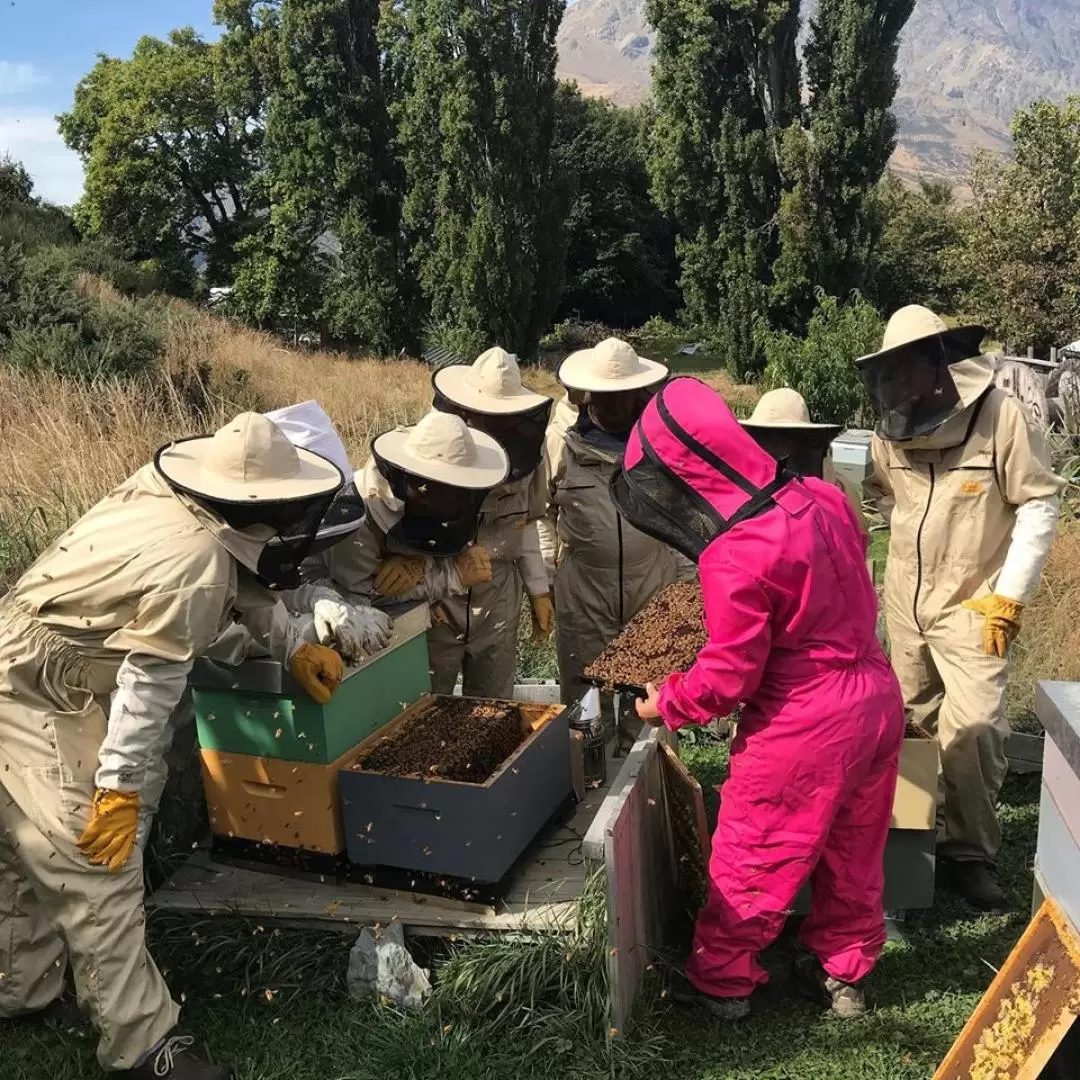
[556,0,1080,181]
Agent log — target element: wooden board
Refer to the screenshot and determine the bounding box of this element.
[585,727,678,1039]
[933,900,1080,1080]
[1007,732,1046,776]
[659,742,710,913]
[153,744,628,936]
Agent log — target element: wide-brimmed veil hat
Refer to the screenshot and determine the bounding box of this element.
[433,347,549,415]
[856,306,986,370]
[743,388,841,434]
[371,410,509,490]
[558,337,668,393]
[156,412,343,503]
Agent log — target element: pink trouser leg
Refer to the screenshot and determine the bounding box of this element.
[800,744,901,985]
[686,749,841,999]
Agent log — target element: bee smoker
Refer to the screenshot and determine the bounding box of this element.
[570,688,607,788]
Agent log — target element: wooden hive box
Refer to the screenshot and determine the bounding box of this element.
[200,737,364,855]
[190,603,431,765]
[340,695,571,884]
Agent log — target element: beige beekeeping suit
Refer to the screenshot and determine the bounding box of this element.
[315,459,470,607]
[540,421,690,704]
[427,466,549,699]
[866,363,1064,863]
[0,465,298,1070]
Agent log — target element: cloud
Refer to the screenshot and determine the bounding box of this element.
[0,109,84,206]
[0,61,48,96]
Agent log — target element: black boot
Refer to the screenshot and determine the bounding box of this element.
[8,993,85,1031]
[938,859,1007,913]
[116,1035,231,1080]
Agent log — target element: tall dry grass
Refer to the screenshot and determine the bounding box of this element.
[0,290,436,585]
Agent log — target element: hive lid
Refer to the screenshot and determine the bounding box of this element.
[189,600,432,692]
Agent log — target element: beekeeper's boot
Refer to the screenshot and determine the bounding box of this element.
[938,859,1007,913]
[666,968,752,1021]
[793,952,866,1019]
[116,1035,231,1080]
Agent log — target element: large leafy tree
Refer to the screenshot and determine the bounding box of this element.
[58,27,266,289]
[771,0,915,328]
[649,0,912,372]
[392,0,565,359]
[231,0,407,350]
[647,0,800,373]
[552,87,679,329]
[959,97,1080,354]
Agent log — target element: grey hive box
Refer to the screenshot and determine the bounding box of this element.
[340,695,572,884]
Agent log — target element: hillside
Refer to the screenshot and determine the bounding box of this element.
[556,0,1080,181]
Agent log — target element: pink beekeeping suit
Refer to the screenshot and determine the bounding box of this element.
[613,377,905,1000]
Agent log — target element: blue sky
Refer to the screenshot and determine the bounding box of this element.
[0,0,219,205]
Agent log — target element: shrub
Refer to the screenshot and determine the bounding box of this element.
[539,318,613,353]
[760,290,882,426]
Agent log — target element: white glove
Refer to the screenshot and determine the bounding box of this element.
[313,599,393,665]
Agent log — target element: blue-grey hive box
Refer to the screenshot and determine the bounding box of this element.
[340,695,572,884]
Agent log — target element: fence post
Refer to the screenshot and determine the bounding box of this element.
[1028,346,1036,359]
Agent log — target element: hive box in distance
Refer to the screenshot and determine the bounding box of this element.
[191,603,430,765]
[789,729,939,913]
[340,695,572,884]
[201,737,365,854]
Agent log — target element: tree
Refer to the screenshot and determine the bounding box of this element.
[761,290,881,426]
[959,97,1080,354]
[649,0,913,370]
[648,0,801,370]
[872,173,967,315]
[552,88,679,329]
[771,0,915,328]
[392,0,565,359]
[0,156,34,208]
[58,28,267,290]
[232,0,408,351]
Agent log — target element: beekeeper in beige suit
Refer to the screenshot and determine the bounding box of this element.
[427,348,554,698]
[320,410,509,614]
[540,338,693,704]
[0,414,348,1080]
[742,388,865,529]
[861,306,1064,912]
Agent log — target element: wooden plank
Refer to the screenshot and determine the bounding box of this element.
[1008,732,1046,775]
[659,742,710,913]
[934,900,1080,1080]
[597,727,678,1038]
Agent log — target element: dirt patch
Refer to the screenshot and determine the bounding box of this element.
[352,698,525,784]
[584,582,706,691]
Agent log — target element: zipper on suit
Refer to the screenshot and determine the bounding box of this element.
[616,513,625,625]
[913,463,935,633]
[464,585,472,646]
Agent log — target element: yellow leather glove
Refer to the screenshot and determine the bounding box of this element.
[530,593,556,643]
[290,643,344,704]
[77,789,140,872]
[374,554,426,598]
[962,595,1024,659]
[454,544,492,588]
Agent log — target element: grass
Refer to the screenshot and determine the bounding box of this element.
[2,764,1042,1080]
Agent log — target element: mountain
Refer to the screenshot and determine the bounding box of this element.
[556,0,1080,182]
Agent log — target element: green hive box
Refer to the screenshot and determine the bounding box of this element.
[190,603,431,765]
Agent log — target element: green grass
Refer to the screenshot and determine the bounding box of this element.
[4,756,1041,1080]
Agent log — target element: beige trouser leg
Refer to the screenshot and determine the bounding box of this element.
[0,819,67,1016]
[427,560,522,700]
[0,785,179,1069]
[887,603,1010,863]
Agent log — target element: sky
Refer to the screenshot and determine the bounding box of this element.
[0,0,219,206]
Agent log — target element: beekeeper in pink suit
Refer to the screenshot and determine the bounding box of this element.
[617,377,905,1021]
